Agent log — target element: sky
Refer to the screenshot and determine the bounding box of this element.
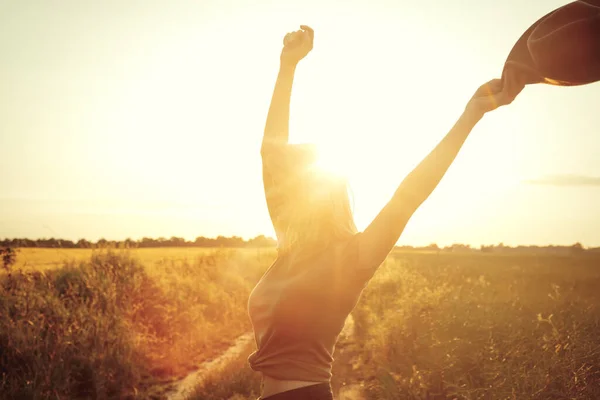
[1,0,599,247]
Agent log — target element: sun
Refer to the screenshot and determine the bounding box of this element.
[313,143,352,180]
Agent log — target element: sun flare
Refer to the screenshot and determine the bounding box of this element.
[313,144,352,180]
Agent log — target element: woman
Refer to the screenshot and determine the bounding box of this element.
[248,25,525,400]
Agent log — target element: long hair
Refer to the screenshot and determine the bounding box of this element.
[278,145,357,255]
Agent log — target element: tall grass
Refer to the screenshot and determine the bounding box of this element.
[351,252,600,399]
[0,248,271,399]
[3,249,599,399]
[188,251,600,400]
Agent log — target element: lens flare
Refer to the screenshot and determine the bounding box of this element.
[312,146,349,180]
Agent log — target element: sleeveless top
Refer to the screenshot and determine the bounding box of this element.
[248,143,413,381]
[247,235,375,381]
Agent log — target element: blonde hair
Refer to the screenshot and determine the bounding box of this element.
[278,166,357,255]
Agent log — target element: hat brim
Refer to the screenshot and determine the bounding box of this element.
[502,1,600,87]
[502,18,547,86]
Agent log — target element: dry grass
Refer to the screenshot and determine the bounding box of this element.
[2,248,599,399]
[188,251,600,400]
[351,252,600,399]
[0,247,272,399]
[12,247,271,273]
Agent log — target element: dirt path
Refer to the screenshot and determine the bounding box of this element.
[164,332,254,400]
[332,315,366,400]
[163,315,365,400]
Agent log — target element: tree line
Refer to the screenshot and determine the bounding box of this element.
[397,242,599,254]
[0,235,277,249]
[1,236,598,254]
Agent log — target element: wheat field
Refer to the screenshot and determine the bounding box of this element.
[1,248,599,399]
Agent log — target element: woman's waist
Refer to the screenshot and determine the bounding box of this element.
[261,374,327,398]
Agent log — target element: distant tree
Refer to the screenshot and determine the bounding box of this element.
[139,237,155,248]
[58,239,75,248]
[76,239,91,248]
[230,236,245,247]
[247,235,277,247]
[1,247,17,273]
[168,237,186,247]
[40,238,60,248]
[194,236,209,247]
[480,245,493,253]
[447,243,472,252]
[571,242,585,254]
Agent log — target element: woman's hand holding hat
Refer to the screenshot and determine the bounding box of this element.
[465,71,527,118]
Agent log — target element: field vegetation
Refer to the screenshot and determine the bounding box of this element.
[349,252,600,399]
[1,247,599,399]
[0,248,269,399]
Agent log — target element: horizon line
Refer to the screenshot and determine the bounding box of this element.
[1,235,597,249]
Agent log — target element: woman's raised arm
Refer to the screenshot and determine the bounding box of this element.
[261,62,295,154]
[261,25,314,240]
[355,76,526,270]
[261,25,314,155]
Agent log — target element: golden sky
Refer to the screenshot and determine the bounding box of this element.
[1,0,599,246]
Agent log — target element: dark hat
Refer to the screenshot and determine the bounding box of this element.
[502,1,600,87]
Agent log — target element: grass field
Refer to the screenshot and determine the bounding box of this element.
[1,247,271,399]
[11,247,272,273]
[1,248,599,399]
